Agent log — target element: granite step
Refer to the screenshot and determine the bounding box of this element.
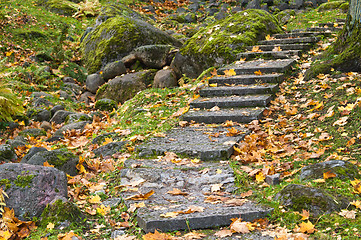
[292,27,341,33]
[272,31,328,39]
[119,159,273,232]
[246,43,312,52]
[237,50,301,60]
[191,95,272,109]
[258,36,320,45]
[137,125,249,161]
[199,84,278,97]
[318,22,344,28]
[336,18,346,23]
[182,107,264,124]
[218,59,296,75]
[209,73,284,86]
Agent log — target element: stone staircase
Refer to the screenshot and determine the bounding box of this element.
[126,20,344,233]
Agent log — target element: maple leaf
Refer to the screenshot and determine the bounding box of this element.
[88,195,101,204]
[210,68,218,76]
[251,46,262,52]
[351,179,361,194]
[211,183,223,192]
[254,70,263,75]
[333,116,348,126]
[214,229,233,238]
[298,221,316,233]
[46,222,55,230]
[224,198,246,206]
[351,200,361,209]
[223,69,236,76]
[114,235,136,240]
[125,190,155,200]
[160,211,179,218]
[128,202,146,213]
[96,204,110,216]
[255,171,265,183]
[313,179,325,183]
[323,171,336,179]
[272,46,282,52]
[57,231,82,240]
[339,209,356,219]
[43,161,54,168]
[298,210,310,220]
[209,83,218,87]
[167,188,189,196]
[143,230,174,240]
[183,231,206,240]
[230,218,250,233]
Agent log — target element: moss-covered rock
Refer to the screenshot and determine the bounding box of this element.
[275,184,349,216]
[340,2,349,12]
[178,9,282,78]
[95,98,117,111]
[317,1,346,11]
[81,16,182,74]
[96,69,157,103]
[40,199,85,228]
[43,0,78,16]
[274,9,296,25]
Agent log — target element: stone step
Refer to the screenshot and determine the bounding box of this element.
[258,36,320,45]
[246,43,312,52]
[272,31,328,39]
[119,159,273,232]
[237,50,301,60]
[199,84,278,97]
[218,59,296,75]
[191,95,272,109]
[336,18,346,23]
[182,107,264,124]
[209,73,283,86]
[318,22,344,28]
[291,27,341,33]
[137,125,249,161]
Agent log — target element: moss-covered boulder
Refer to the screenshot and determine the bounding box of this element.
[96,69,157,103]
[0,144,17,162]
[275,184,349,216]
[42,0,78,16]
[81,16,182,74]
[317,1,346,11]
[40,199,85,228]
[95,98,117,111]
[177,9,282,78]
[22,149,79,176]
[300,160,360,181]
[275,9,296,25]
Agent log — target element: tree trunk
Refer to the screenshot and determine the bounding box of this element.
[305,1,361,79]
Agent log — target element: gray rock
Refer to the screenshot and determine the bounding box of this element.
[0,163,67,220]
[153,69,178,88]
[50,110,74,124]
[92,132,123,145]
[0,144,17,162]
[299,160,360,181]
[40,121,52,131]
[246,0,261,9]
[189,2,200,12]
[32,98,53,108]
[23,149,79,176]
[86,73,105,94]
[170,52,204,79]
[50,105,65,116]
[111,230,126,239]
[93,141,127,157]
[94,98,117,111]
[79,91,95,104]
[53,121,90,137]
[184,13,197,23]
[215,10,227,20]
[63,82,83,95]
[103,198,122,208]
[6,139,26,149]
[30,109,51,122]
[274,184,349,216]
[63,76,75,83]
[96,70,157,103]
[21,147,48,163]
[65,113,92,124]
[102,61,127,81]
[59,90,72,100]
[19,128,47,137]
[122,45,173,69]
[31,92,53,99]
[265,173,280,185]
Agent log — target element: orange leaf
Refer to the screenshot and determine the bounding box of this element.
[323,171,336,179]
[255,172,265,183]
[167,188,189,196]
[125,190,154,200]
[223,69,236,76]
[254,70,263,75]
[43,161,54,168]
[143,230,174,240]
[298,221,316,233]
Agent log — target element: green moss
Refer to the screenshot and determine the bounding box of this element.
[181,9,282,68]
[40,199,85,227]
[95,98,117,111]
[45,0,78,16]
[340,2,349,11]
[0,179,12,190]
[317,1,346,12]
[14,174,34,188]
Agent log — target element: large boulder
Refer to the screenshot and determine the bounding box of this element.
[81,16,182,74]
[0,163,67,220]
[96,69,157,103]
[177,9,282,78]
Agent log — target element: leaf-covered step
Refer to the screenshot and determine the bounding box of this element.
[318,22,344,28]
[272,32,327,39]
[246,43,312,51]
[237,50,301,60]
[190,95,271,109]
[258,36,320,45]
[218,59,296,75]
[199,84,278,97]
[182,107,264,124]
[209,73,284,86]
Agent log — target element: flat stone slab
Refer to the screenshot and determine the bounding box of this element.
[119,159,272,232]
[273,32,328,39]
[237,50,301,60]
[190,95,272,109]
[318,22,344,28]
[258,36,320,45]
[246,43,312,51]
[218,59,296,75]
[182,107,264,124]
[200,84,278,97]
[138,125,249,160]
[209,73,283,86]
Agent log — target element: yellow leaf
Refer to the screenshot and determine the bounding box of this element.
[160,211,179,218]
[351,179,361,194]
[43,161,55,168]
[298,221,316,233]
[313,179,325,183]
[0,230,12,240]
[102,137,113,146]
[46,222,55,230]
[272,46,282,52]
[97,204,110,216]
[254,70,263,75]
[89,195,101,204]
[224,69,236,76]
[351,200,361,209]
[125,190,154,200]
[209,83,218,87]
[216,169,222,174]
[255,171,265,183]
[323,171,336,179]
[251,46,262,52]
[5,51,13,57]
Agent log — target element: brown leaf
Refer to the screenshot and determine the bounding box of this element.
[323,171,336,179]
[214,229,233,238]
[230,219,249,234]
[167,188,189,196]
[125,190,155,200]
[339,209,356,219]
[143,230,175,240]
[224,198,247,206]
[298,221,316,233]
[183,231,206,240]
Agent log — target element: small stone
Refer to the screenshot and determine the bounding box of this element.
[63,77,75,83]
[111,230,125,239]
[40,121,52,131]
[86,73,105,94]
[50,105,65,116]
[94,98,117,111]
[102,198,122,208]
[153,69,178,88]
[102,61,127,81]
[265,173,280,185]
[50,110,74,124]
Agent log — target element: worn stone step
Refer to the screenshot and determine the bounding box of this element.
[200,84,278,97]
[237,50,301,60]
[292,27,341,33]
[119,159,273,232]
[209,73,283,86]
[218,59,296,75]
[336,18,346,23]
[182,107,264,124]
[246,43,312,52]
[273,32,327,39]
[258,36,320,45]
[191,95,271,109]
[318,22,344,28]
[137,125,248,161]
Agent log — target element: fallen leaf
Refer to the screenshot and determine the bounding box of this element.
[351,200,361,209]
[43,161,55,168]
[224,198,247,206]
[254,70,263,75]
[251,46,262,52]
[88,195,101,204]
[339,209,356,219]
[255,171,265,183]
[224,69,236,76]
[114,234,136,240]
[46,222,55,230]
[298,221,316,233]
[214,229,232,238]
[241,190,253,198]
[96,204,111,216]
[298,210,310,220]
[160,211,179,218]
[143,230,174,240]
[183,231,206,240]
[167,188,189,196]
[230,218,250,233]
[128,202,146,213]
[323,171,336,179]
[313,179,325,183]
[333,116,348,126]
[125,190,155,200]
[211,183,223,192]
